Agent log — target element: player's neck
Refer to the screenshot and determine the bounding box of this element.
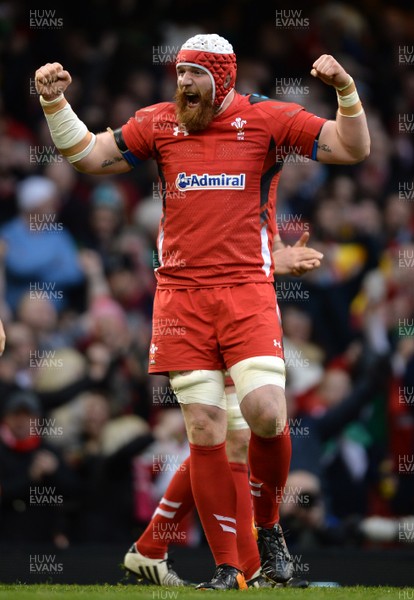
[216,89,236,115]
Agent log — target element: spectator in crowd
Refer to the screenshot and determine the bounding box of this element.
[280,346,391,549]
[67,390,186,542]
[279,305,325,403]
[1,320,37,391]
[0,388,80,546]
[0,175,85,315]
[15,293,69,353]
[81,181,126,269]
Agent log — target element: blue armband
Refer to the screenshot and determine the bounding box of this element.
[311,138,319,161]
[112,127,141,168]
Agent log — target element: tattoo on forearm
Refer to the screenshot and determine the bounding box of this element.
[101,156,123,168]
[318,143,332,153]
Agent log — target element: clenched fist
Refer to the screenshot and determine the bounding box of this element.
[34,62,72,101]
[310,54,351,89]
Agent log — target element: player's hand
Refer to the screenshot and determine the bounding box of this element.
[273,232,323,276]
[35,62,72,101]
[310,54,351,89]
[0,319,5,356]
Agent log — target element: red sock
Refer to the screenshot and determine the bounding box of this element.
[190,442,240,570]
[230,462,260,580]
[136,455,194,558]
[248,425,291,528]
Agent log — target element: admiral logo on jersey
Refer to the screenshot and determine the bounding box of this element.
[176,172,246,191]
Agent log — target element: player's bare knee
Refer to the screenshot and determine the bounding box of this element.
[251,410,287,437]
[181,403,227,444]
[186,413,219,443]
[170,369,227,445]
[242,394,287,437]
[229,355,287,437]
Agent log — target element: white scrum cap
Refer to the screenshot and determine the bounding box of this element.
[176,33,237,108]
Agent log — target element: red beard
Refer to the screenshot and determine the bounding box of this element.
[174,87,215,132]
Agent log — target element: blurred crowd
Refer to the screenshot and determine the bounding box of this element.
[0,0,413,551]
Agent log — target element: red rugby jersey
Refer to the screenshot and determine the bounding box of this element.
[122,92,327,288]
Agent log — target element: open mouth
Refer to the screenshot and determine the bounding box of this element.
[185,93,200,108]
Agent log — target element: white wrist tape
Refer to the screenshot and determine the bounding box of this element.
[335,76,353,92]
[335,76,363,117]
[337,89,360,108]
[40,94,96,162]
[338,107,365,118]
[65,133,96,163]
[39,94,64,106]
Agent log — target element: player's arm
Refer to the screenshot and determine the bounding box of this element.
[272,232,323,276]
[311,55,370,165]
[35,62,132,175]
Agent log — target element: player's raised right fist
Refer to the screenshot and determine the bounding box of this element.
[35,62,72,101]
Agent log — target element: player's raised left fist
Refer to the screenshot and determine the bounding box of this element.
[35,62,72,101]
[310,54,351,89]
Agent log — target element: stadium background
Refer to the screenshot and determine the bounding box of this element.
[0,0,413,587]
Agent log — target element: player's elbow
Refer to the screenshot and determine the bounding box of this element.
[358,140,371,161]
[71,161,87,173]
[347,141,370,164]
[363,140,371,159]
[71,155,100,174]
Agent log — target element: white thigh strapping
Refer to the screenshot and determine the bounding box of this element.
[229,355,286,402]
[170,370,226,409]
[225,390,249,431]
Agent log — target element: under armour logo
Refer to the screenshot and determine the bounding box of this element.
[173,124,189,136]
